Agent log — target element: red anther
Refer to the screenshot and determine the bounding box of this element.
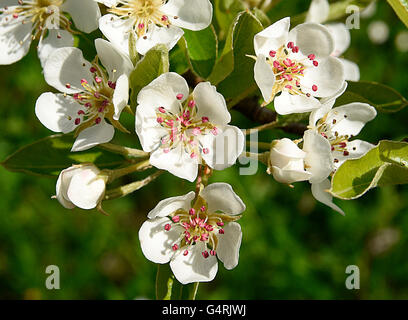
[85,102,92,108]
[201,233,209,241]
[200,206,206,212]
[205,225,213,232]
[183,250,189,256]
[108,81,116,89]
[269,50,276,57]
[188,100,195,108]
[12,13,18,19]
[308,54,316,60]
[164,223,171,231]
[74,118,81,125]
[313,60,319,67]
[80,79,88,84]
[219,229,225,234]
[95,76,102,83]
[65,83,71,89]
[285,85,293,90]
[312,85,318,92]
[77,110,85,115]
[201,116,209,123]
[292,46,299,53]
[210,250,216,256]
[211,127,219,135]
[90,67,97,73]
[202,251,209,258]
[273,61,280,69]
[287,41,294,49]
[95,117,102,124]
[216,222,224,227]
[158,106,166,113]
[189,208,196,215]
[331,146,335,151]
[172,244,178,251]
[138,23,145,29]
[161,15,168,21]
[343,150,350,156]
[156,117,164,124]
[176,93,183,100]
[202,148,209,154]
[339,142,347,148]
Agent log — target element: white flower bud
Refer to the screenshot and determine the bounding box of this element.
[55,164,106,210]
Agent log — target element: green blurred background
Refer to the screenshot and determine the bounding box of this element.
[0,0,408,299]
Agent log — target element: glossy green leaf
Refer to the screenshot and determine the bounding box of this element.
[387,0,408,28]
[214,0,246,39]
[330,140,408,200]
[129,44,169,109]
[183,26,217,78]
[1,134,128,177]
[211,11,263,103]
[335,81,408,113]
[169,42,189,75]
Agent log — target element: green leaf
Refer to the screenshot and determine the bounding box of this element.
[1,134,127,177]
[183,25,217,78]
[214,11,263,104]
[330,140,408,200]
[252,7,271,27]
[387,0,408,28]
[335,81,408,113]
[169,42,189,75]
[129,44,169,109]
[214,0,246,39]
[128,32,141,66]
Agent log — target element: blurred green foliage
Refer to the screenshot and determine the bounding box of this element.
[0,0,408,299]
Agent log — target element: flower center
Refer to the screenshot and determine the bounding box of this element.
[316,114,355,162]
[108,0,170,37]
[155,97,217,159]
[1,0,73,42]
[265,41,319,102]
[64,61,117,132]
[163,201,232,258]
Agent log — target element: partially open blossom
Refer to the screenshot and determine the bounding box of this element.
[97,0,212,55]
[0,0,101,66]
[138,183,245,284]
[135,72,245,182]
[55,164,107,210]
[253,17,345,114]
[35,38,133,151]
[306,0,360,81]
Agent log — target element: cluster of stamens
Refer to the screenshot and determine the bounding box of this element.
[156,96,218,159]
[265,41,319,103]
[108,0,173,38]
[316,113,356,164]
[64,60,118,134]
[163,202,232,258]
[1,0,75,44]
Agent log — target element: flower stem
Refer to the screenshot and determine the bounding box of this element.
[104,171,163,200]
[244,151,269,165]
[107,159,151,182]
[245,121,278,135]
[99,143,149,158]
[188,282,199,300]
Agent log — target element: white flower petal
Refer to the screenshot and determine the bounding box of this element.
[270,138,306,162]
[200,183,245,215]
[288,22,334,58]
[147,191,195,219]
[271,166,312,184]
[137,72,188,114]
[274,91,321,115]
[303,129,334,184]
[71,120,115,152]
[327,103,377,137]
[112,74,129,120]
[306,0,330,24]
[199,125,245,171]
[95,0,119,6]
[98,14,133,55]
[135,103,168,152]
[0,16,32,65]
[216,222,242,270]
[325,23,350,57]
[170,241,218,284]
[311,179,345,215]
[44,47,93,93]
[139,217,184,264]
[161,0,212,31]
[56,167,81,209]
[340,58,360,81]
[95,38,133,81]
[193,82,230,126]
[61,0,101,33]
[254,54,275,102]
[313,81,348,122]
[332,139,375,169]
[254,17,290,57]
[301,56,345,97]
[35,93,82,134]
[150,145,198,182]
[136,24,184,55]
[66,165,106,209]
[38,29,74,68]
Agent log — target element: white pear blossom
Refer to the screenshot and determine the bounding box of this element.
[56,164,107,210]
[135,72,245,182]
[253,17,345,115]
[35,38,133,152]
[0,0,101,66]
[97,0,213,55]
[306,0,360,81]
[138,183,245,284]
